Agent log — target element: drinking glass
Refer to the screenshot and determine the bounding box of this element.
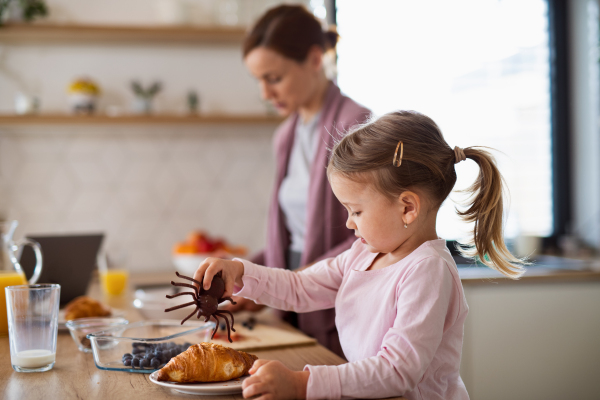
[99,251,128,296]
[6,284,60,372]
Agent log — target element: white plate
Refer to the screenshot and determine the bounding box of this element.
[149,371,247,395]
[58,308,127,330]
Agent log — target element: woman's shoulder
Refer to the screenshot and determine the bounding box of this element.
[334,92,371,130]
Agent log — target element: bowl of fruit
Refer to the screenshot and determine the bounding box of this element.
[172,231,247,276]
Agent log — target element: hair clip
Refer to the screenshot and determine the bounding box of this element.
[393,141,403,167]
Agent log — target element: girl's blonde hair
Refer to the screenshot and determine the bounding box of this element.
[327,110,524,279]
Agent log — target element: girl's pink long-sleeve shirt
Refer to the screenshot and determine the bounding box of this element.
[234,239,469,400]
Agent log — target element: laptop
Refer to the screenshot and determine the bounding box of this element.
[19,233,104,306]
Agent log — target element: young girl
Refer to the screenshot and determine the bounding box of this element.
[193,110,524,399]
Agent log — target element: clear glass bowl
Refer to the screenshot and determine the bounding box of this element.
[87,319,214,373]
[66,317,129,353]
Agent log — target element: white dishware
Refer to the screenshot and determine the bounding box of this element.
[149,371,247,395]
[6,284,60,372]
[172,254,209,277]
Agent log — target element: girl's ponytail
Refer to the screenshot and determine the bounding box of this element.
[457,148,525,278]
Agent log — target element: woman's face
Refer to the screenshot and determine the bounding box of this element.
[244,46,321,116]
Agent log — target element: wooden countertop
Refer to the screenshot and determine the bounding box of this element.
[0,278,406,400]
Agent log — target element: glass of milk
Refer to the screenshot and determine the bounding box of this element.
[5,284,61,372]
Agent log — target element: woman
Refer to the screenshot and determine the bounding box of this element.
[226,4,370,358]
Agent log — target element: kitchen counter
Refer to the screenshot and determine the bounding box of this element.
[457,254,600,284]
[0,275,407,400]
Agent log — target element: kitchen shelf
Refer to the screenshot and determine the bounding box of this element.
[0,23,247,44]
[0,114,283,125]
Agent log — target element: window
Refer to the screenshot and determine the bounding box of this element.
[336,0,553,242]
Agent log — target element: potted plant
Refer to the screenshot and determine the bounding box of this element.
[131,81,162,114]
[0,0,48,25]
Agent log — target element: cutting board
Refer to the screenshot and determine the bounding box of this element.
[209,323,317,351]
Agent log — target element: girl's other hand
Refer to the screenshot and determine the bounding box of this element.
[192,257,244,299]
[220,296,266,313]
[242,360,309,400]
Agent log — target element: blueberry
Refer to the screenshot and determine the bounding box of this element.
[153,350,162,359]
[132,347,144,355]
[140,358,150,368]
[132,357,141,368]
[122,353,133,360]
[151,358,161,369]
[123,358,132,366]
[144,353,153,360]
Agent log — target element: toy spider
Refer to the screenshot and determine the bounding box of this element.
[165,271,237,342]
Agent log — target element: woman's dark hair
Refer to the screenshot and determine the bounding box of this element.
[328,111,525,279]
[243,4,338,62]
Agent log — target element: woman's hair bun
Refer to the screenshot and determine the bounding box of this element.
[244,5,338,62]
[324,29,340,51]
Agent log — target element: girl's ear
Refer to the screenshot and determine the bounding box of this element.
[397,191,421,225]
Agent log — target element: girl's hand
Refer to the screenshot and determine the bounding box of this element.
[192,257,244,299]
[242,360,309,399]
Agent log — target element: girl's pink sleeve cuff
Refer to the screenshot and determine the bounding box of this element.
[232,258,267,300]
[304,364,342,399]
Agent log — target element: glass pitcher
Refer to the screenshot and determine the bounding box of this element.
[1,220,43,336]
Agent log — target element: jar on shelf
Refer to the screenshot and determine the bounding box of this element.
[67,78,101,115]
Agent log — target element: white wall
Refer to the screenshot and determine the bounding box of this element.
[0,0,309,271]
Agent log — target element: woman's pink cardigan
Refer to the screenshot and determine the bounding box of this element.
[251,82,371,354]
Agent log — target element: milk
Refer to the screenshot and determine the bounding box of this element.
[11,349,55,368]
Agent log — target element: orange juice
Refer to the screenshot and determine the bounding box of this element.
[100,270,128,296]
[0,271,27,336]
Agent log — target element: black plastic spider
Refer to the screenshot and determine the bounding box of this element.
[165,271,237,342]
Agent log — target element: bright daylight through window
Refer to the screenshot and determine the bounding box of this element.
[336,0,553,242]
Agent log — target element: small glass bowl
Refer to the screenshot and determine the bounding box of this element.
[87,319,214,373]
[66,317,129,353]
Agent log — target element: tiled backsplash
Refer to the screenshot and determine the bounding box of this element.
[0,124,277,272]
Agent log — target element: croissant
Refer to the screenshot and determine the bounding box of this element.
[156,342,258,383]
[64,296,111,321]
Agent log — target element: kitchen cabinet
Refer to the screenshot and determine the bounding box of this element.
[460,279,600,400]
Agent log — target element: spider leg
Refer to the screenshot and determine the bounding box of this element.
[216,310,236,332]
[219,296,237,305]
[210,314,220,340]
[216,311,234,343]
[180,306,200,325]
[165,300,197,312]
[166,291,196,299]
[175,271,203,286]
[170,282,199,296]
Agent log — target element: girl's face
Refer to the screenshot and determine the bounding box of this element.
[244,46,322,116]
[330,173,408,254]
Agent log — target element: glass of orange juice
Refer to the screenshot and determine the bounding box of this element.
[0,271,27,336]
[98,251,129,296]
